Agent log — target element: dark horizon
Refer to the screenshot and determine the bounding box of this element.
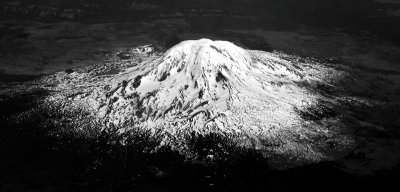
[1,0,400,44]
[1,1,400,191]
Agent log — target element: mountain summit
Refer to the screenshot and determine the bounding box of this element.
[89,39,346,159]
[99,39,308,131]
[43,39,355,164]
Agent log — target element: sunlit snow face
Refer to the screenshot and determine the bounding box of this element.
[45,39,357,166]
[79,39,352,163]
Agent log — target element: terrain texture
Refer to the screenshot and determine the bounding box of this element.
[1,0,400,191]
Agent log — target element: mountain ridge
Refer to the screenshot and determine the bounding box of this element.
[54,39,348,164]
[12,38,400,172]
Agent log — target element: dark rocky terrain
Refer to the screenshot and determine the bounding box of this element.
[1,0,400,191]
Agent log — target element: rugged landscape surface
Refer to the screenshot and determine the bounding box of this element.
[1,0,400,191]
[2,39,400,191]
[41,39,357,165]
[3,38,400,166]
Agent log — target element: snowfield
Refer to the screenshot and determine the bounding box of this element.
[36,39,400,170]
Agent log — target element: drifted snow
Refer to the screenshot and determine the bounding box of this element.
[44,39,356,165]
[101,39,311,130]
[81,39,348,162]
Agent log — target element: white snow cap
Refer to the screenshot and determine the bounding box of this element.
[152,39,253,85]
[101,38,316,136]
[50,39,354,163]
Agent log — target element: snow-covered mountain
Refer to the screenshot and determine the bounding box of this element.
[99,39,315,137]
[41,39,357,165]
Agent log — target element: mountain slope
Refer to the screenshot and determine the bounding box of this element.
[101,39,308,130]
[39,39,353,165]
[33,39,400,171]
